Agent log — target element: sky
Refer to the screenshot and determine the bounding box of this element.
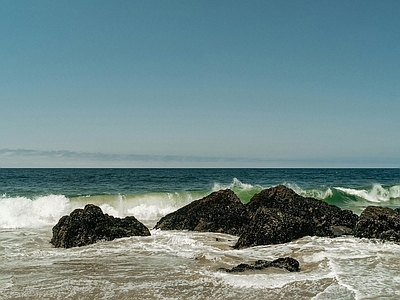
[1,0,399,168]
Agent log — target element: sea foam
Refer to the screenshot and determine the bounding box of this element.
[0,195,71,228]
[69,192,200,227]
[0,191,199,229]
[335,184,400,203]
[212,177,260,191]
[285,183,333,200]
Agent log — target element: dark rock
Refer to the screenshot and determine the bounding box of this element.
[154,189,249,236]
[235,207,307,247]
[330,225,355,237]
[220,257,300,273]
[355,206,400,242]
[235,185,359,249]
[51,204,150,248]
[268,257,300,272]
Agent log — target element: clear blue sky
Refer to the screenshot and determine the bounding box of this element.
[1,0,399,167]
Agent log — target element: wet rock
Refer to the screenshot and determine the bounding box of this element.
[355,206,400,242]
[51,204,150,248]
[235,185,359,249]
[330,225,355,237]
[154,189,250,236]
[220,257,300,273]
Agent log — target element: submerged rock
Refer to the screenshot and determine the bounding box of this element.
[220,257,300,273]
[154,189,249,236]
[51,204,150,248]
[235,185,359,249]
[355,206,400,242]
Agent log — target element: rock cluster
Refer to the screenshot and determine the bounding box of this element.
[235,185,359,248]
[51,204,150,248]
[51,185,400,253]
[154,189,249,236]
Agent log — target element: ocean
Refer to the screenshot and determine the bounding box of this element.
[1,168,400,299]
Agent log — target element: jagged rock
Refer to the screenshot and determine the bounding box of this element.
[219,257,300,273]
[355,206,400,242]
[235,185,359,249]
[51,204,150,248]
[154,189,249,236]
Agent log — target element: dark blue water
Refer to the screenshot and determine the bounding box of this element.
[1,168,399,197]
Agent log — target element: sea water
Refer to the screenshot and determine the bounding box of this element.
[1,168,400,299]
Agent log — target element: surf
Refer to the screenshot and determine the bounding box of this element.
[2,178,400,229]
[0,194,70,228]
[0,191,207,229]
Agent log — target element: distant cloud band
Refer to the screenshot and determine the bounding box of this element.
[0,148,265,164]
[0,149,396,168]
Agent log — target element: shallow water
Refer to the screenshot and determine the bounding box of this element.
[2,226,400,299]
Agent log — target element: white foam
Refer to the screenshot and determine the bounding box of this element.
[326,255,362,299]
[125,192,193,221]
[142,230,238,262]
[0,192,196,229]
[311,284,357,300]
[0,195,71,228]
[335,184,399,202]
[214,236,400,296]
[100,204,121,217]
[216,268,336,290]
[216,272,288,289]
[286,183,333,200]
[212,177,258,191]
[389,185,400,198]
[127,204,176,221]
[232,177,255,190]
[78,192,196,226]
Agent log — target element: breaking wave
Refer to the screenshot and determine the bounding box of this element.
[334,184,400,203]
[2,179,400,229]
[0,194,71,228]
